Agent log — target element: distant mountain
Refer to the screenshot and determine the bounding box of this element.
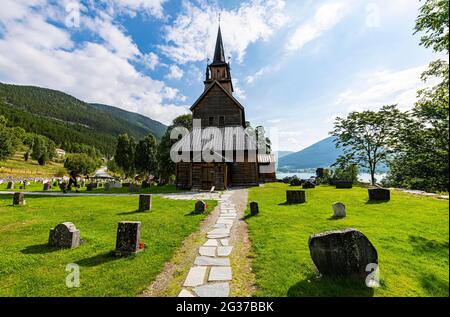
[275,151,294,159]
[91,103,167,140]
[0,83,167,156]
[278,137,344,170]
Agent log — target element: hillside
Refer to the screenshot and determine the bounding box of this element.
[0,147,65,178]
[274,151,294,159]
[0,83,167,156]
[278,137,344,170]
[91,103,166,139]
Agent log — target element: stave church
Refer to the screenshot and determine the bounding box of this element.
[175,25,276,190]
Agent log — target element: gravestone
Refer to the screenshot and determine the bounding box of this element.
[7,182,14,190]
[303,182,315,189]
[86,183,93,191]
[335,180,353,189]
[59,182,67,191]
[332,202,346,218]
[139,195,152,212]
[104,182,111,191]
[115,221,142,256]
[13,192,25,206]
[129,183,140,192]
[195,200,206,214]
[286,190,306,204]
[48,222,80,249]
[43,182,51,191]
[250,201,259,216]
[308,228,378,280]
[368,188,390,201]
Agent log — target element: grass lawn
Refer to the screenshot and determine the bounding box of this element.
[0,150,66,178]
[245,183,449,297]
[0,194,216,296]
[0,181,183,195]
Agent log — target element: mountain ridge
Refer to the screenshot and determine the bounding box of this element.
[0,82,167,156]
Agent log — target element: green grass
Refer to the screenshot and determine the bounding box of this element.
[0,181,183,195]
[245,183,449,297]
[0,150,66,178]
[0,194,216,296]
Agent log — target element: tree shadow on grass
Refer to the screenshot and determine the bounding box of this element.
[419,272,449,296]
[21,244,60,254]
[409,235,449,254]
[77,251,121,267]
[287,274,375,297]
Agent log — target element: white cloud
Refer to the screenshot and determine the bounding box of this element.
[335,65,432,113]
[166,64,184,80]
[285,0,353,52]
[158,0,289,64]
[142,52,160,70]
[233,79,246,100]
[99,0,167,19]
[0,1,187,125]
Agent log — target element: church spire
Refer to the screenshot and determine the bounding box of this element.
[212,26,226,65]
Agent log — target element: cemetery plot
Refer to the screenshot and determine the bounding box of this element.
[245,183,449,297]
[0,194,216,296]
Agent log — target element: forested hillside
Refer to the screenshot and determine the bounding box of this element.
[0,83,167,156]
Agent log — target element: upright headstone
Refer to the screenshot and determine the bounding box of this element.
[43,182,51,191]
[286,190,306,204]
[129,183,140,192]
[303,182,315,189]
[368,188,390,201]
[195,200,206,214]
[48,222,80,249]
[332,202,346,218]
[335,180,353,189]
[104,182,111,191]
[7,181,14,190]
[13,192,25,206]
[250,201,259,216]
[86,183,93,191]
[115,221,142,256]
[139,194,152,212]
[308,228,378,280]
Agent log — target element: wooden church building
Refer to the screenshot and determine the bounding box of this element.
[175,26,276,190]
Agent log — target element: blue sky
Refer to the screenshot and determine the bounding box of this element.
[0,0,440,151]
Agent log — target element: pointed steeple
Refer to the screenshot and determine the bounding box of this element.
[212,26,226,65]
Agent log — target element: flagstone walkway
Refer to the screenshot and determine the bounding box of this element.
[178,190,241,297]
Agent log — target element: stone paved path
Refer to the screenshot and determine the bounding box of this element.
[178,190,239,297]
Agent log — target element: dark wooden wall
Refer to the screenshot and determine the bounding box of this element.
[193,85,243,127]
[230,162,258,186]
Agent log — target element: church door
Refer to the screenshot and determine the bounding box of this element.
[202,164,215,190]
